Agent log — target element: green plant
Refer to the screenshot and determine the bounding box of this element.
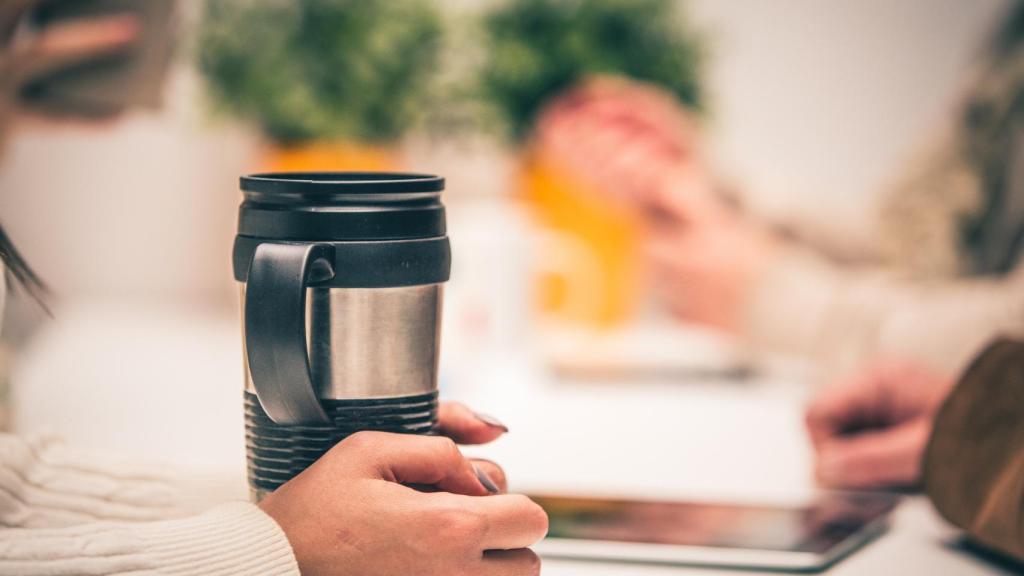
[197,0,443,145]
[479,0,704,142]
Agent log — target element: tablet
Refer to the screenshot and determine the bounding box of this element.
[531,492,900,572]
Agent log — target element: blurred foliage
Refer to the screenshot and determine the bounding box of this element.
[479,0,704,142]
[197,0,443,144]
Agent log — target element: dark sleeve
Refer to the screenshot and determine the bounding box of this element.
[923,337,1024,561]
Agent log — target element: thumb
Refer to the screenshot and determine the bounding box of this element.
[815,418,932,489]
[437,402,507,445]
[805,364,894,448]
[349,432,494,497]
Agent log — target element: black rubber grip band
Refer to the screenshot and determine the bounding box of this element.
[244,390,439,492]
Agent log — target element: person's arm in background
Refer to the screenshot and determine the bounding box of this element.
[737,242,1024,376]
[536,78,1024,378]
[735,125,1024,376]
[805,339,1024,562]
[738,125,1021,376]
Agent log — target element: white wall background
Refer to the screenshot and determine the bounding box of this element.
[688,0,1010,248]
[0,0,1012,305]
[0,69,256,308]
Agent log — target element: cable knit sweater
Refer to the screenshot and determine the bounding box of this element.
[0,419,299,574]
[0,237,300,574]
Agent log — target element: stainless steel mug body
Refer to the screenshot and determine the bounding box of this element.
[233,173,450,500]
[242,284,443,400]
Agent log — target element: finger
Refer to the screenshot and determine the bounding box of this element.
[815,419,931,488]
[581,94,691,152]
[470,458,507,494]
[575,76,692,131]
[546,111,627,178]
[438,402,508,445]
[466,493,549,550]
[344,431,492,497]
[584,123,670,189]
[647,232,703,276]
[647,163,729,224]
[542,79,700,163]
[805,366,893,446]
[16,14,139,82]
[481,548,542,576]
[538,87,691,190]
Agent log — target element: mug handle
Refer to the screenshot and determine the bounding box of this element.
[245,242,336,425]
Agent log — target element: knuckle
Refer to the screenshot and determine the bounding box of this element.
[433,435,462,460]
[339,430,381,452]
[431,502,486,544]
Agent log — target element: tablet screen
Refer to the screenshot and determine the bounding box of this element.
[532,492,899,554]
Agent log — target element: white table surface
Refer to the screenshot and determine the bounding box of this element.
[454,354,1015,576]
[12,307,1017,575]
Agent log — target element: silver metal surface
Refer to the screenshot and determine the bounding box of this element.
[241,283,443,399]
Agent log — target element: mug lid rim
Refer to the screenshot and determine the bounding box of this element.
[241,172,445,195]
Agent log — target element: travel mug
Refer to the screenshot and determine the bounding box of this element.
[233,172,450,501]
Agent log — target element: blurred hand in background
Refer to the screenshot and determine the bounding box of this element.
[534,77,704,208]
[534,77,780,332]
[646,199,776,333]
[805,362,954,489]
[0,0,138,147]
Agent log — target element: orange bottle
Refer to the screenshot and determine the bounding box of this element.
[520,149,645,329]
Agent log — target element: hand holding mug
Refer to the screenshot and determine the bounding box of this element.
[260,403,547,576]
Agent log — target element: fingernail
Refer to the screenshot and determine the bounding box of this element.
[472,411,509,433]
[474,465,500,494]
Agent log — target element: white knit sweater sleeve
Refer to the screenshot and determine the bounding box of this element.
[0,434,299,576]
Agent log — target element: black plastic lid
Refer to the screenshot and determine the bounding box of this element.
[237,172,446,241]
[241,172,444,199]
